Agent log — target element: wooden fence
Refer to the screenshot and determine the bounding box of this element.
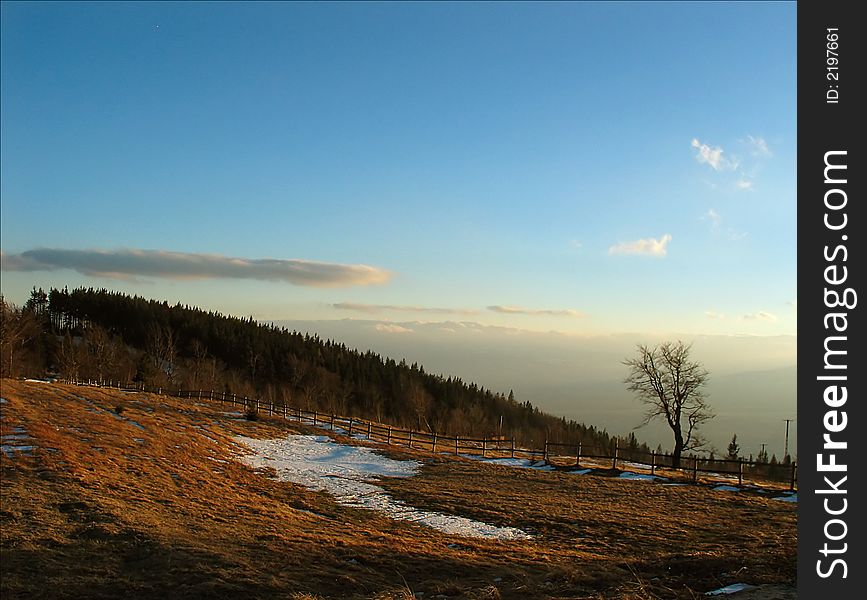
[59,378,797,491]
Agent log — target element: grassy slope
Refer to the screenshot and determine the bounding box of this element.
[0,380,795,599]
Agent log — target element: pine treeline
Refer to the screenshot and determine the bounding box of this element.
[2,287,652,454]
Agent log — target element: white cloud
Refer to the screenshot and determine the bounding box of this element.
[333,302,479,316]
[375,323,414,334]
[691,138,738,171]
[487,305,584,318]
[704,208,722,230]
[705,311,726,320]
[1,248,392,288]
[742,311,778,322]
[608,234,672,257]
[746,135,772,157]
[735,179,754,190]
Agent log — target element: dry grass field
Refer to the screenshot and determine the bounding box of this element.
[0,380,796,599]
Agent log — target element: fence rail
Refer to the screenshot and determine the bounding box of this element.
[56,377,797,491]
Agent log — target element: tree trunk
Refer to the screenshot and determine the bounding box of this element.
[672,429,684,468]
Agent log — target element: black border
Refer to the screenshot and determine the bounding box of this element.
[797,1,864,597]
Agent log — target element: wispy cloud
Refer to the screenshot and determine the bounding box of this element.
[705,311,726,320]
[333,302,479,316]
[691,138,738,171]
[735,179,754,191]
[487,305,583,318]
[700,210,747,241]
[704,208,722,230]
[745,135,772,157]
[608,234,672,257]
[0,248,392,287]
[742,311,778,322]
[375,323,414,334]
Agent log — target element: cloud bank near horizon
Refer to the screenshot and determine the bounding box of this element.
[333,302,480,315]
[487,305,583,317]
[0,248,392,288]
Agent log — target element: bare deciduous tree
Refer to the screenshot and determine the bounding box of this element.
[623,340,713,467]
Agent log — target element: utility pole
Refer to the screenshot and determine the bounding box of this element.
[783,418,795,460]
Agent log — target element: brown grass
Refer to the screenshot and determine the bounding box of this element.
[0,380,795,599]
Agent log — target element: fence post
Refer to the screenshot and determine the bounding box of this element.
[543,439,549,462]
[790,461,797,492]
[296,407,301,421]
[692,456,698,482]
[312,411,317,426]
[232,393,236,406]
[511,438,515,459]
[348,419,353,436]
[330,414,335,430]
[367,422,372,440]
[387,427,392,444]
[455,436,459,455]
[650,452,656,475]
[612,442,619,470]
[738,458,744,485]
[482,438,487,458]
[576,443,582,467]
[432,433,437,453]
[409,431,413,448]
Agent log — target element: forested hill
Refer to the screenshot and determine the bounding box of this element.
[2,287,650,452]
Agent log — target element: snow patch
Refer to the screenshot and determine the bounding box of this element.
[705,583,757,595]
[773,493,798,503]
[1,445,36,458]
[619,471,667,481]
[713,485,741,492]
[234,434,529,540]
[460,454,554,471]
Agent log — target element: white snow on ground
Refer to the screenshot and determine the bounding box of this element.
[713,485,740,492]
[1,425,36,458]
[621,461,654,470]
[234,434,530,540]
[1,445,36,458]
[773,493,798,503]
[459,454,554,471]
[0,397,7,404]
[570,468,593,475]
[619,472,667,481]
[705,583,756,595]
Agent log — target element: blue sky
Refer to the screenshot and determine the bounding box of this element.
[2,1,796,335]
[1,2,798,454]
